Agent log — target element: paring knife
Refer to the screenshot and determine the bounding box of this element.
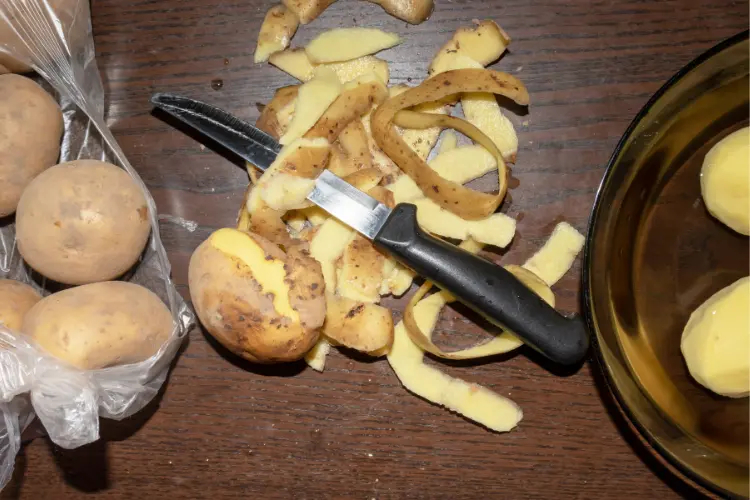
[151,92,590,366]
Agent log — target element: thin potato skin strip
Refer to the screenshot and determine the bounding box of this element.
[402,240,524,360]
[403,264,555,360]
[371,69,529,220]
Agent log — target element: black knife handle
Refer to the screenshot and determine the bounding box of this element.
[373,204,590,366]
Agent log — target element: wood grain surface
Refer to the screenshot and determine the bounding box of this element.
[4,0,748,498]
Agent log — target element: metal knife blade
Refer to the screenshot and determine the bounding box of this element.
[150,92,391,239]
[151,93,281,171]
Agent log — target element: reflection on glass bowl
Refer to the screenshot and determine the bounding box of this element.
[584,30,749,498]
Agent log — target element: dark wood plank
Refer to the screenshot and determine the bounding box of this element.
[5,0,747,498]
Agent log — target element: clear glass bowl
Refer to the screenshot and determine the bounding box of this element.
[584,30,749,498]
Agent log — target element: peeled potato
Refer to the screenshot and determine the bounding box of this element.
[189,228,325,363]
[681,277,750,398]
[15,160,152,285]
[0,74,64,217]
[22,281,173,370]
[700,126,749,235]
[0,279,41,331]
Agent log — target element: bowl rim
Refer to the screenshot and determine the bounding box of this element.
[582,29,750,499]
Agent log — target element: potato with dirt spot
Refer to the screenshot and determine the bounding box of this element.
[22,281,173,369]
[15,160,152,285]
[189,228,326,363]
[0,279,41,331]
[0,74,63,217]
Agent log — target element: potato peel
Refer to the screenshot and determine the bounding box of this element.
[305,337,331,371]
[371,69,529,220]
[254,4,300,64]
[522,222,585,286]
[304,73,388,142]
[387,239,522,431]
[403,263,553,360]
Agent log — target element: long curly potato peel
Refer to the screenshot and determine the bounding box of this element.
[371,69,529,220]
[403,263,553,360]
[387,238,522,432]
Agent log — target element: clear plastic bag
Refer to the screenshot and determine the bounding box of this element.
[0,0,195,488]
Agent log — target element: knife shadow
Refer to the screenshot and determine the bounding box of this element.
[150,108,247,171]
[433,301,586,377]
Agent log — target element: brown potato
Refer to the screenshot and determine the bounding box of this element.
[0,74,63,217]
[22,281,173,369]
[0,279,41,331]
[189,228,325,363]
[15,160,152,285]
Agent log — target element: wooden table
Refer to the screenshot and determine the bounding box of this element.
[4,0,747,498]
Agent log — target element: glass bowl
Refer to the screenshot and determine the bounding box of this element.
[583,30,749,498]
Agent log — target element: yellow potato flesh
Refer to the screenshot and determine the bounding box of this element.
[412,198,516,248]
[700,126,750,235]
[269,49,314,81]
[522,222,585,286]
[270,50,390,85]
[279,68,341,144]
[438,130,458,154]
[309,218,354,290]
[388,293,522,432]
[435,53,518,161]
[210,228,299,322]
[386,145,497,204]
[305,338,331,371]
[681,277,750,398]
[305,28,401,64]
[323,56,390,85]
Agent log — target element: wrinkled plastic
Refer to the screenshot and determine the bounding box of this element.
[0,0,195,489]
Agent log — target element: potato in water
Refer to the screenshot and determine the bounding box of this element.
[189,228,326,363]
[0,279,41,331]
[15,160,152,285]
[700,126,749,235]
[681,277,750,398]
[22,281,173,370]
[0,74,63,217]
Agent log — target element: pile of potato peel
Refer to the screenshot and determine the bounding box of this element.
[189,10,587,433]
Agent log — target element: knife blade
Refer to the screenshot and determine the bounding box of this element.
[151,92,590,366]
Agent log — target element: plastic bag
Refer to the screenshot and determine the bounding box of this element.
[0,0,195,488]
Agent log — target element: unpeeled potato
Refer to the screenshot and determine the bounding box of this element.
[0,74,63,217]
[189,228,326,363]
[0,279,41,331]
[15,160,152,285]
[22,281,173,370]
